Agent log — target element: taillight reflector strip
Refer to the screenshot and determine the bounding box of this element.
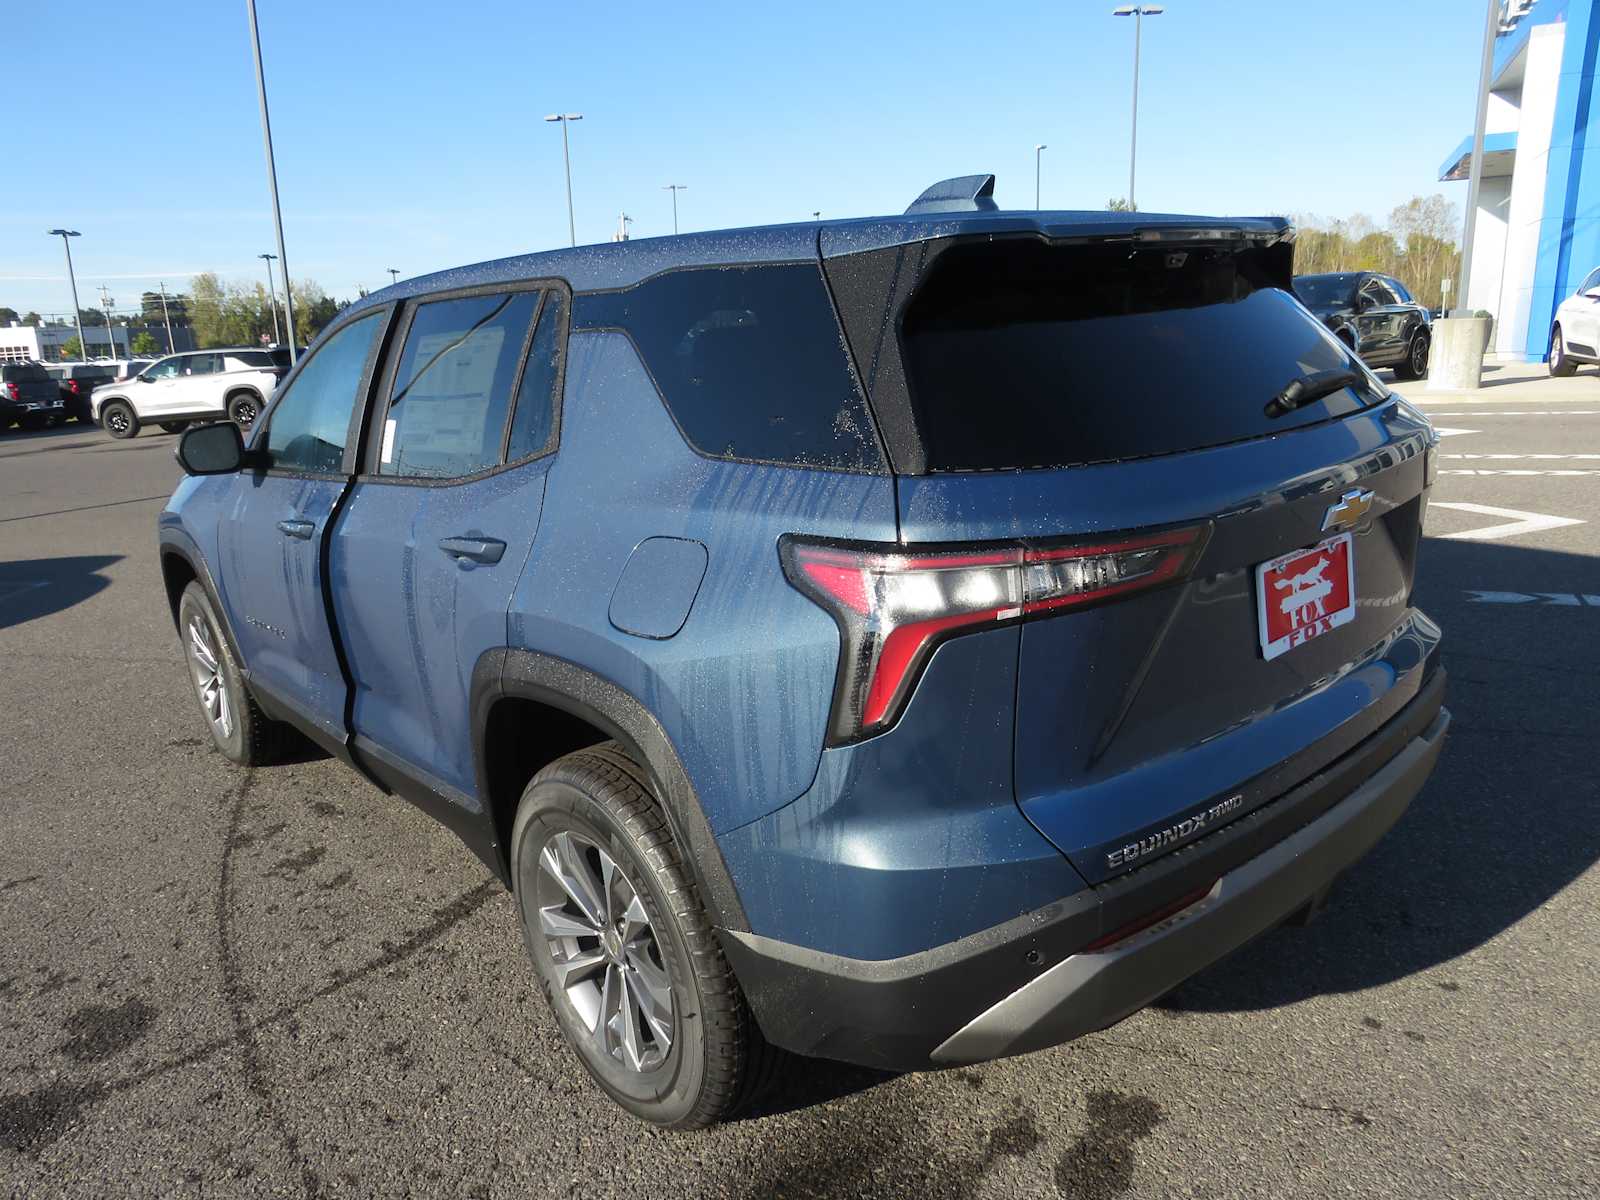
[781,525,1207,745]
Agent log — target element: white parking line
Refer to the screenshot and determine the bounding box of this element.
[1425,410,1600,416]
[1466,591,1600,606]
[1441,469,1600,476]
[1429,502,1586,541]
[1433,427,1480,438]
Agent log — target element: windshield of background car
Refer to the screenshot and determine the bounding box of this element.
[1291,275,1358,307]
[900,240,1384,472]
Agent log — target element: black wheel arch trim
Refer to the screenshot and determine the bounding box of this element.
[472,647,750,932]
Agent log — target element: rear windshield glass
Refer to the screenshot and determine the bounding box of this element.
[1292,274,1360,307]
[901,241,1383,472]
[574,263,883,472]
[2,364,49,382]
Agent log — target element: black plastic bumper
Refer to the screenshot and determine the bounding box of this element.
[718,669,1448,1072]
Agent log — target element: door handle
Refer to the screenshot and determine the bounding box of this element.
[438,535,506,564]
[276,518,316,540]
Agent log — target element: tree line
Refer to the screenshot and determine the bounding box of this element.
[1288,195,1462,311]
[2,274,352,358]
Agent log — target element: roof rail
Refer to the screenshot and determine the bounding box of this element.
[904,174,998,216]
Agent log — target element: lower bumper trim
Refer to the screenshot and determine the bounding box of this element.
[929,707,1450,1065]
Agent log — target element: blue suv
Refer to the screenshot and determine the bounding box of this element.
[159,176,1448,1129]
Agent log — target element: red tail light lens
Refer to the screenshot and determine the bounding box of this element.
[4,382,17,400]
[68,379,81,393]
[781,526,1208,745]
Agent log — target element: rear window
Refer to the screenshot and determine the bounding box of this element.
[573,263,883,471]
[229,351,273,367]
[2,363,49,382]
[901,241,1383,472]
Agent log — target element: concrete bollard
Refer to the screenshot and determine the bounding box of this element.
[1426,317,1492,390]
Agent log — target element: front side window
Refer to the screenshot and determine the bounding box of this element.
[379,291,539,479]
[262,312,384,473]
[145,358,183,381]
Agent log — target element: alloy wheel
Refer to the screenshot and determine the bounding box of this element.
[106,409,129,434]
[1412,337,1428,376]
[186,617,233,739]
[234,400,257,426]
[536,830,674,1073]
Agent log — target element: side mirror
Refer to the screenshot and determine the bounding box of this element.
[1585,288,1600,301]
[136,373,151,382]
[176,421,248,476]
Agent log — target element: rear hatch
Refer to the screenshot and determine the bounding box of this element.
[824,223,1437,885]
[2,363,62,406]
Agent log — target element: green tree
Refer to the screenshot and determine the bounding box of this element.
[1106,197,1134,212]
[0,307,17,325]
[23,312,41,327]
[61,336,83,358]
[130,331,159,355]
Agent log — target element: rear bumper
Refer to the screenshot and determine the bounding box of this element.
[720,669,1448,1071]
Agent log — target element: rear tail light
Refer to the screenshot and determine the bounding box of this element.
[68,379,81,394]
[781,525,1208,745]
[4,382,17,400]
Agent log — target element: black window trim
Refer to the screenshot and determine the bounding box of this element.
[249,303,399,482]
[351,277,571,489]
[571,258,890,477]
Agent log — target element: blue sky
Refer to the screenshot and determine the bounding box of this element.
[6,0,1484,315]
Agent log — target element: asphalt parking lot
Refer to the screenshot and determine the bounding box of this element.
[1,364,1597,1199]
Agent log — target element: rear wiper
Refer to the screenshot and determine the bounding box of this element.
[1264,368,1362,418]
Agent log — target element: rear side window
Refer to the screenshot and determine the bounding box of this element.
[574,264,883,471]
[379,291,539,479]
[900,240,1383,472]
[229,351,272,368]
[505,291,565,461]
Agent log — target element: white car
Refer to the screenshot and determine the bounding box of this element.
[90,348,288,439]
[1549,267,1600,376]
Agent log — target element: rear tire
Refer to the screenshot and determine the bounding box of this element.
[1550,326,1578,377]
[101,400,140,439]
[1393,331,1430,380]
[227,392,261,428]
[176,581,292,767]
[511,743,779,1129]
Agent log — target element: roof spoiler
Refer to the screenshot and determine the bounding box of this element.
[904,174,998,216]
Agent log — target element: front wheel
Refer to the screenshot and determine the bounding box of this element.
[101,400,140,439]
[1550,327,1578,377]
[511,744,778,1129]
[176,582,292,766]
[227,393,260,428]
[1394,331,1431,381]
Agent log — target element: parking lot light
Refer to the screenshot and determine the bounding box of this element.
[1035,144,1048,210]
[46,229,87,363]
[545,114,584,247]
[245,0,298,363]
[1112,4,1164,212]
[663,185,687,235]
[258,253,282,345]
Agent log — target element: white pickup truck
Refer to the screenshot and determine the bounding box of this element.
[91,348,290,438]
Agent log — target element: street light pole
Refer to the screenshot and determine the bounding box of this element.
[1035,144,1048,210]
[662,184,687,235]
[387,268,399,287]
[245,0,298,360]
[47,229,86,363]
[158,282,175,355]
[545,113,583,247]
[258,253,282,345]
[98,285,118,359]
[1113,5,1163,212]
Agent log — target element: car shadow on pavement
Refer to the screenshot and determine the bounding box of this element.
[0,556,122,630]
[1162,534,1599,1013]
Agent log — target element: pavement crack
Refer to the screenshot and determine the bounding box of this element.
[216,770,325,1199]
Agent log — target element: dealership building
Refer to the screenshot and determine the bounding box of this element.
[1443,0,1600,360]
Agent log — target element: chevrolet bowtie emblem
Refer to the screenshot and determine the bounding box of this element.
[1322,488,1375,532]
